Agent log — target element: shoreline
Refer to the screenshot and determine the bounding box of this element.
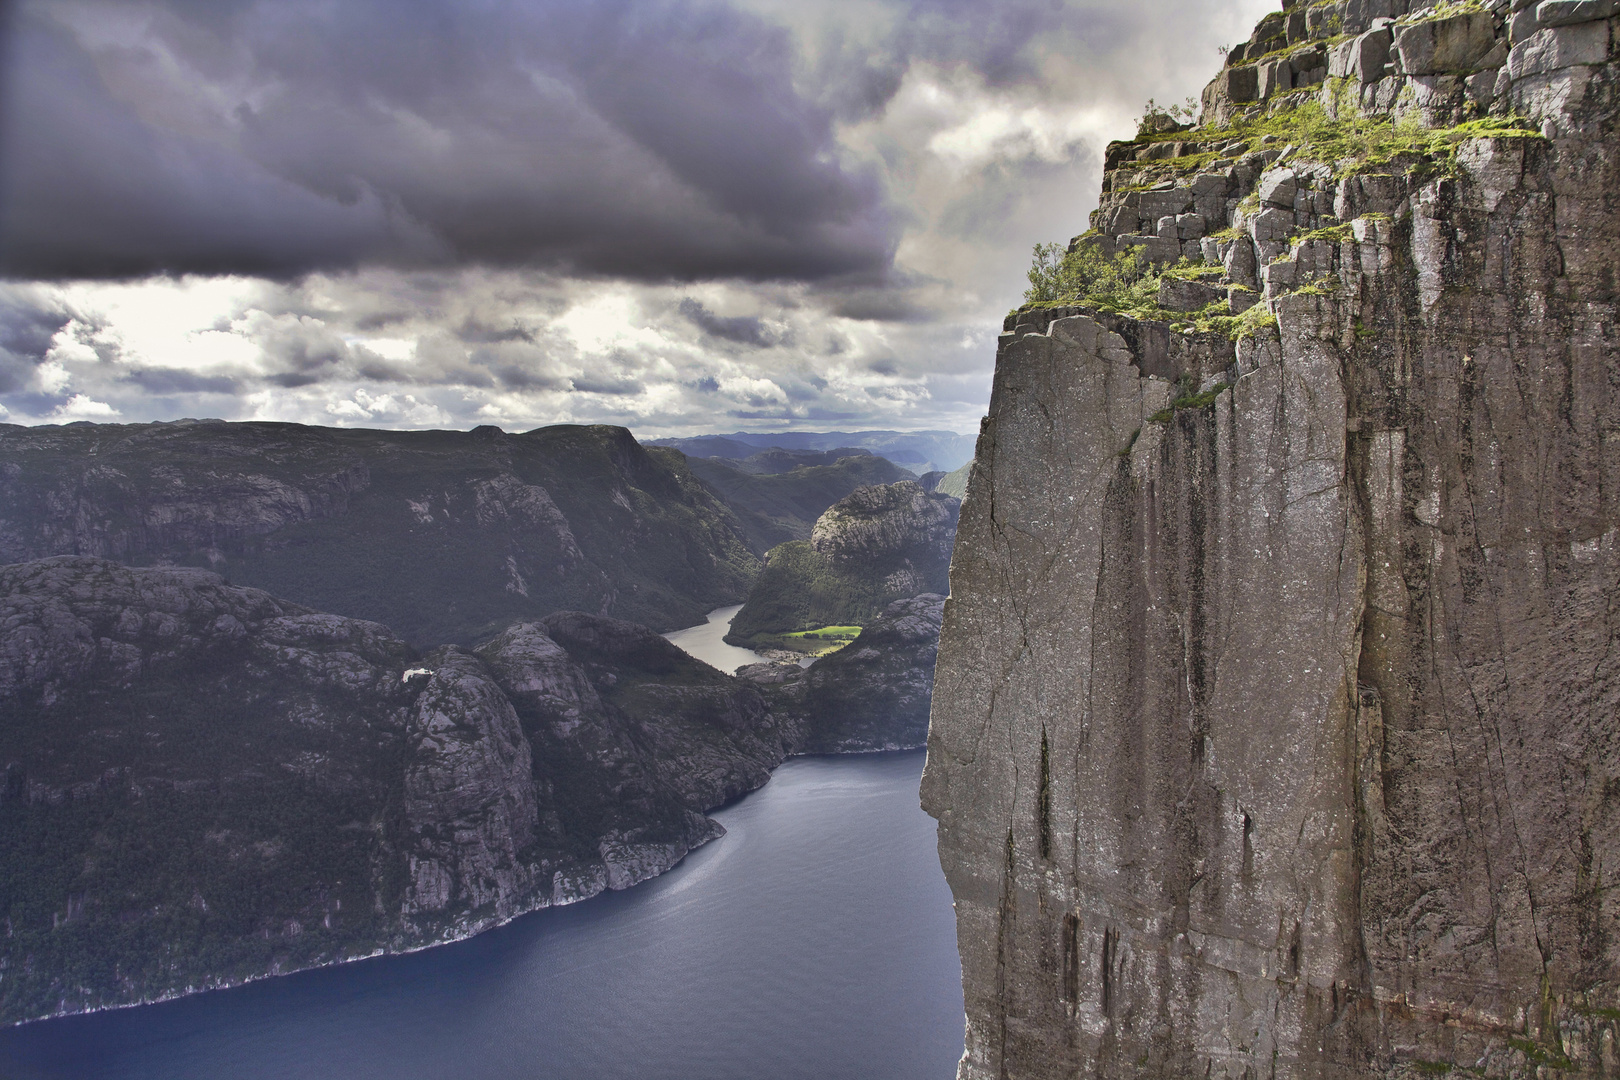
[3,744,930,1030]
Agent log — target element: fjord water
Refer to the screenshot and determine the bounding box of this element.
[659,603,769,673]
[0,612,964,1080]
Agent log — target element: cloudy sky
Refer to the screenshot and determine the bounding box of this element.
[0,0,1271,437]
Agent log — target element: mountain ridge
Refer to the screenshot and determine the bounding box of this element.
[0,420,758,646]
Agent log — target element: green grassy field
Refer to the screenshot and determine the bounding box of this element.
[751,624,863,656]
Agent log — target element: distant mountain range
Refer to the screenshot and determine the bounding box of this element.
[0,420,760,647]
[644,430,975,476]
[683,453,916,555]
[0,421,963,646]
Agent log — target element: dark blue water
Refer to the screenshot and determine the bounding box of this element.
[0,752,963,1080]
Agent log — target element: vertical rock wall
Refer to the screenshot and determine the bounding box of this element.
[923,2,1620,1077]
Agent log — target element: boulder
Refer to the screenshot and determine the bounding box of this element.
[1535,0,1620,27]
[1259,167,1299,207]
[1117,234,1183,264]
[1392,11,1499,74]
[1227,285,1260,313]
[1355,26,1394,81]
[1249,206,1297,243]
[1508,20,1611,78]
[1217,64,1261,103]
[1138,186,1195,220]
[1158,276,1227,312]
[1259,57,1293,96]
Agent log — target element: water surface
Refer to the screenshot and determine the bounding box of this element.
[0,752,964,1080]
[662,605,815,672]
[660,604,769,673]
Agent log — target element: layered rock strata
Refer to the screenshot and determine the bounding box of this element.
[923,2,1620,1078]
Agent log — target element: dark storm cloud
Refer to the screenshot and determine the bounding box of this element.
[805,0,1140,123]
[493,365,569,392]
[0,0,895,282]
[572,373,645,396]
[122,368,241,394]
[456,319,536,346]
[678,298,777,348]
[0,16,436,280]
[0,287,70,394]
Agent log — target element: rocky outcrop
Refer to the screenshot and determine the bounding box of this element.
[0,420,758,645]
[399,648,539,926]
[811,481,958,567]
[682,450,917,554]
[533,610,788,818]
[727,481,958,646]
[0,557,788,1026]
[932,461,973,500]
[925,3,1620,1078]
[742,593,945,752]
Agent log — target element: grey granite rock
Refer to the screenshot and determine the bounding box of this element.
[1158,276,1226,312]
[1508,20,1611,78]
[941,3,1620,1077]
[1536,0,1620,27]
[1356,26,1395,81]
[1392,10,1499,74]
[1258,166,1299,207]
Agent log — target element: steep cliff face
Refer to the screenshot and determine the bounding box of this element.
[0,556,532,1022]
[923,3,1620,1078]
[0,420,757,644]
[1,554,942,1025]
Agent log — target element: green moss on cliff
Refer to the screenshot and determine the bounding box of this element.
[1130,97,1542,179]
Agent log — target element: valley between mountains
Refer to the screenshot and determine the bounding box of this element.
[0,420,959,1025]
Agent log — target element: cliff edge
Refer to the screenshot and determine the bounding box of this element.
[922,2,1620,1078]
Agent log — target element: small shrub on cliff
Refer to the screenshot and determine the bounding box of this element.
[1137,97,1198,136]
[1184,98,1541,178]
[1023,243,1155,306]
